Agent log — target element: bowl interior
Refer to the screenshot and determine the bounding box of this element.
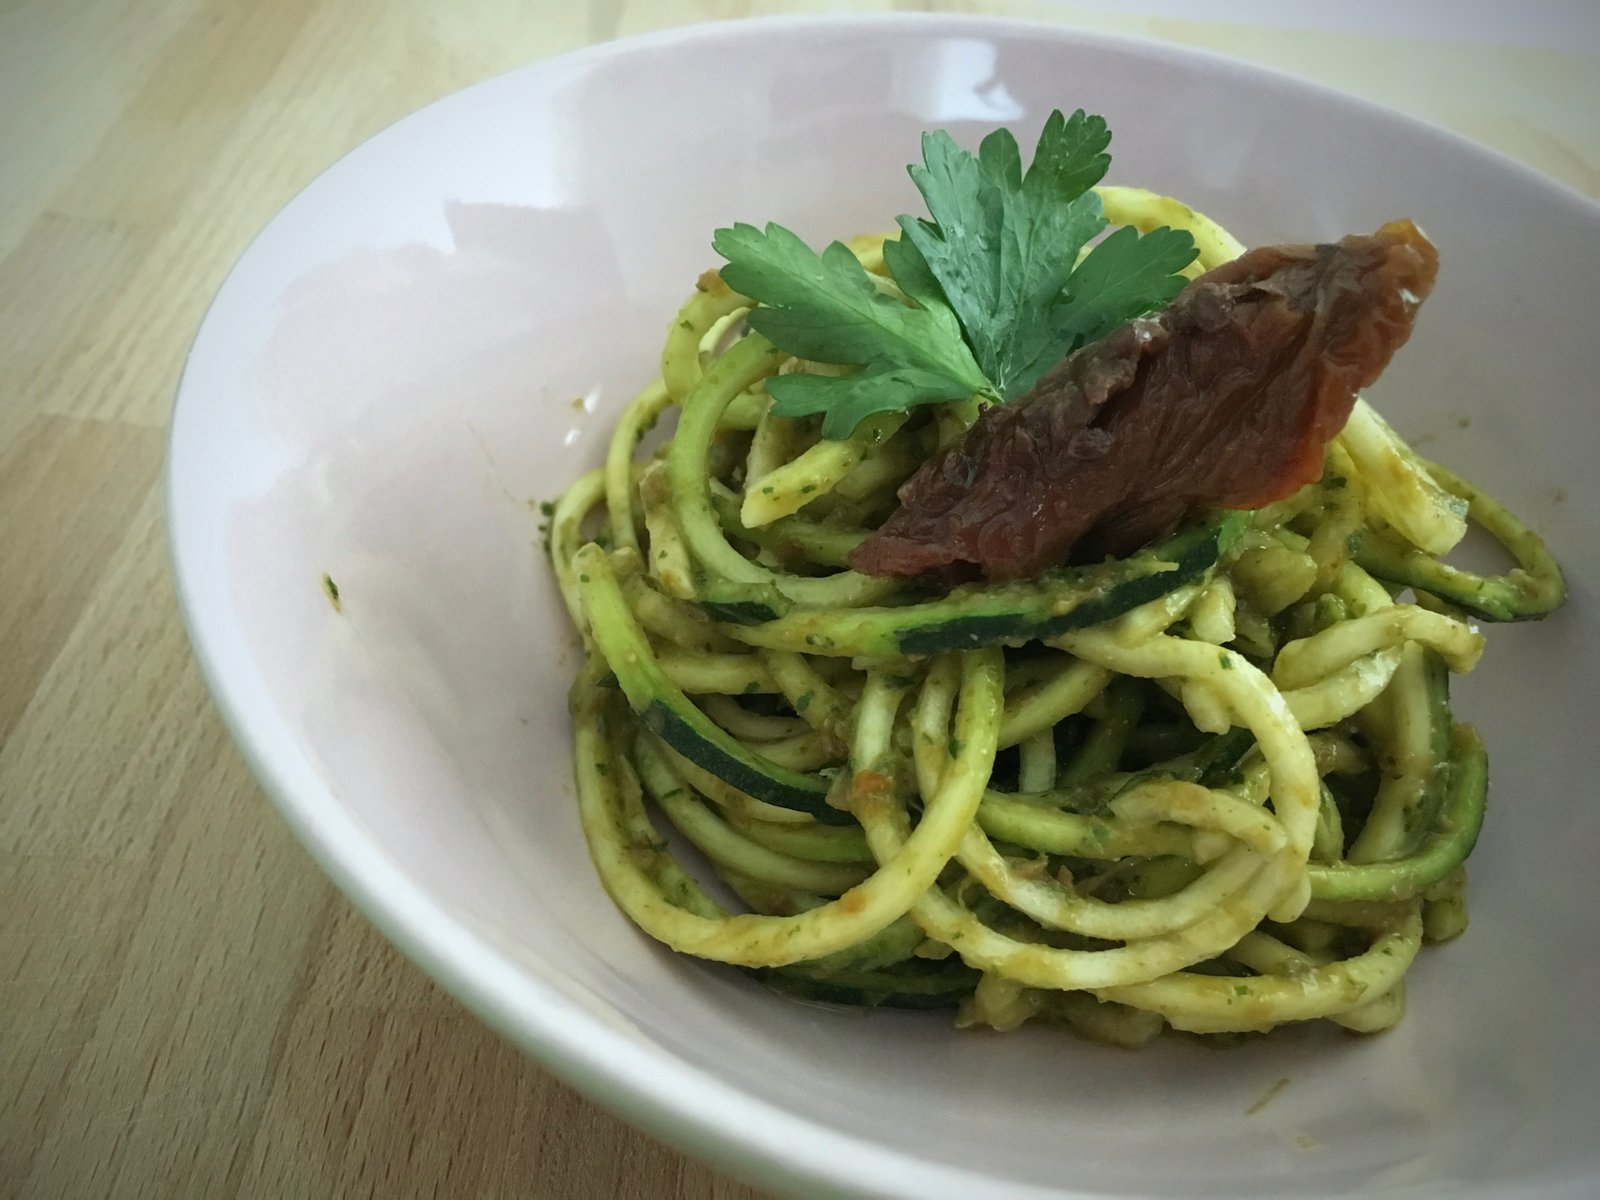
[169,17,1600,1198]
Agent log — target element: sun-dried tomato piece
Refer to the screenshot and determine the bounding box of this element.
[850,220,1439,581]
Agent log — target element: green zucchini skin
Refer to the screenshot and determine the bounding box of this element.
[897,519,1228,654]
[726,512,1250,657]
[577,543,848,825]
[1308,722,1487,903]
[696,577,795,625]
[1354,536,1563,622]
[1194,727,1259,787]
[699,599,786,625]
[1353,460,1566,622]
[641,699,848,825]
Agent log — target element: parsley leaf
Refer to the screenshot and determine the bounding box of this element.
[897,109,1113,399]
[713,109,1200,439]
[1055,224,1199,348]
[711,222,992,438]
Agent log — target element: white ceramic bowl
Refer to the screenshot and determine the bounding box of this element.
[168,15,1600,1198]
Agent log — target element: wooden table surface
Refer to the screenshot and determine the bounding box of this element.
[3,2,1595,1197]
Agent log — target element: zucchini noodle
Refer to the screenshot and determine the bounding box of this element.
[550,188,1565,1043]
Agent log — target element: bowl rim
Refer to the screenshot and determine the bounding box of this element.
[165,13,1599,1200]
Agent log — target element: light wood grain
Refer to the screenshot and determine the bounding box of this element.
[2,2,1595,1197]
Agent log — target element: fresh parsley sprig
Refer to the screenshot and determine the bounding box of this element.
[714,109,1198,439]
[893,109,1112,400]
